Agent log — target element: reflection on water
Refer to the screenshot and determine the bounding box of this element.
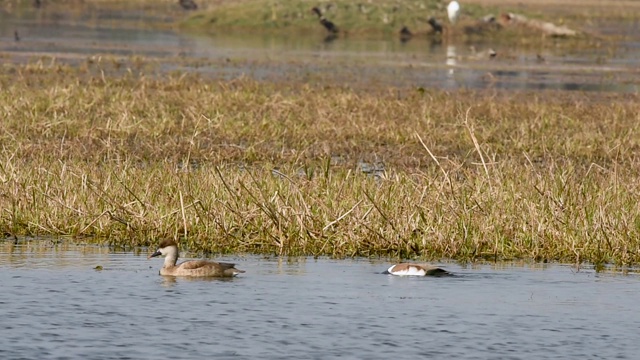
[1,8,640,93]
[1,240,640,359]
[446,44,457,73]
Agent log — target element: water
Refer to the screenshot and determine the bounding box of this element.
[1,240,639,359]
[1,7,640,93]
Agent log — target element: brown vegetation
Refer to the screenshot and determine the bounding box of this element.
[1,62,639,267]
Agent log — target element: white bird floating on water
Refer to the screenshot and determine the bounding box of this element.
[385,263,450,276]
[447,1,460,24]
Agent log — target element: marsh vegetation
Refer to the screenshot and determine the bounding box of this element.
[1,60,639,266]
[180,0,625,45]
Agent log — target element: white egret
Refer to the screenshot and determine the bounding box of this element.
[447,1,460,24]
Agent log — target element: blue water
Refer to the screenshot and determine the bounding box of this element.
[1,241,638,359]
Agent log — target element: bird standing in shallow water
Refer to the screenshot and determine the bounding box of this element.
[447,1,460,24]
[148,239,245,277]
[399,26,413,42]
[14,30,20,42]
[427,17,444,34]
[312,7,339,34]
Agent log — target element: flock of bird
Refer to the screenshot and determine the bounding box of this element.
[179,0,462,43]
[311,1,462,42]
[176,0,466,44]
[16,1,462,43]
[148,239,451,278]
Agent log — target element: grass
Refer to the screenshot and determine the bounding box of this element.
[1,61,640,267]
[180,0,619,45]
[182,0,442,35]
[181,0,533,37]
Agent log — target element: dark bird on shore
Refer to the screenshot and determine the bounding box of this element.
[427,17,443,34]
[33,0,42,8]
[14,30,20,42]
[179,0,198,11]
[312,7,339,34]
[400,26,413,42]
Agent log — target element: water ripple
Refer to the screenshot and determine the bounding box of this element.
[1,243,639,359]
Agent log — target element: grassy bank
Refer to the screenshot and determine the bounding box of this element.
[180,0,614,44]
[182,0,446,35]
[182,0,528,38]
[1,63,640,266]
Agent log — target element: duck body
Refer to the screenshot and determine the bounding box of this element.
[149,239,244,277]
[385,263,449,276]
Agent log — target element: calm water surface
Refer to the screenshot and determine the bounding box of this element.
[1,241,639,359]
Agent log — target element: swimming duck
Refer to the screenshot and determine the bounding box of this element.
[385,263,450,276]
[148,239,244,277]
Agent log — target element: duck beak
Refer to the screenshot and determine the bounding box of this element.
[148,250,162,259]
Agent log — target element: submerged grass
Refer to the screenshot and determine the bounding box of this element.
[1,63,640,266]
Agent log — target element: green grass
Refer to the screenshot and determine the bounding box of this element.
[181,0,514,37]
[1,62,640,267]
[177,0,616,50]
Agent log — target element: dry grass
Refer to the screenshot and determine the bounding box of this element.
[1,62,640,267]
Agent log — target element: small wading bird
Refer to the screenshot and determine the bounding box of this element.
[447,1,460,24]
[148,239,245,277]
[14,30,20,42]
[179,0,198,11]
[399,26,413,42]
[385,263,450,276]
[427,17,444,34]
[312,7,339,34]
